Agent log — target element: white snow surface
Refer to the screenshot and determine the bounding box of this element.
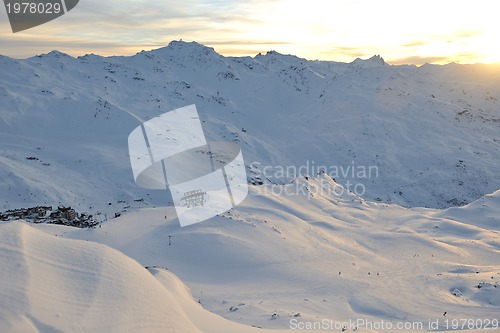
[0,41,499,332]
[2,176,497,332]
[0,221,203,333]
[0,41,499,212]
[1,220,311,333]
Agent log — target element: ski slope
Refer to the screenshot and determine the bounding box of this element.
[1,221,329,333]
[22,176,500,331]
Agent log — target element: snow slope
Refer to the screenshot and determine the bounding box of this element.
[34,175,499,331]
[439,189,500,231]
[0,41,499,213]
[2,221,329,333]
[0,221,203,333]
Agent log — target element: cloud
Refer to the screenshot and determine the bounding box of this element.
[0,0,269,57]
[388,55,450,66]
[449,30,483,39]
[208,39,293,45]
[402,40,428,48]
[0,0,497,63]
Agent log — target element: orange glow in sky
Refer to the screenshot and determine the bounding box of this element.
[0,0,499,64]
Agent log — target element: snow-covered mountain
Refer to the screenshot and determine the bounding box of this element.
[1,40,499,214]
[0,41,499,332]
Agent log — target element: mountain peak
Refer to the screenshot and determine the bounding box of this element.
[368,54,385,64]
[143,40,220,60]
[255,50,305,66]
[35,50,72,59]
[265,50,283,56]
[351,54,387,67]
[165,40,217,54]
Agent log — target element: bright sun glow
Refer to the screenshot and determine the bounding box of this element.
[0,0,499,64]
[231,0,500,64]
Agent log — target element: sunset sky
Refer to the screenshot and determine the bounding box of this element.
[1,0,499,65]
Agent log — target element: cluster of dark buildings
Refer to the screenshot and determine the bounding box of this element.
[0,205,99,228]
